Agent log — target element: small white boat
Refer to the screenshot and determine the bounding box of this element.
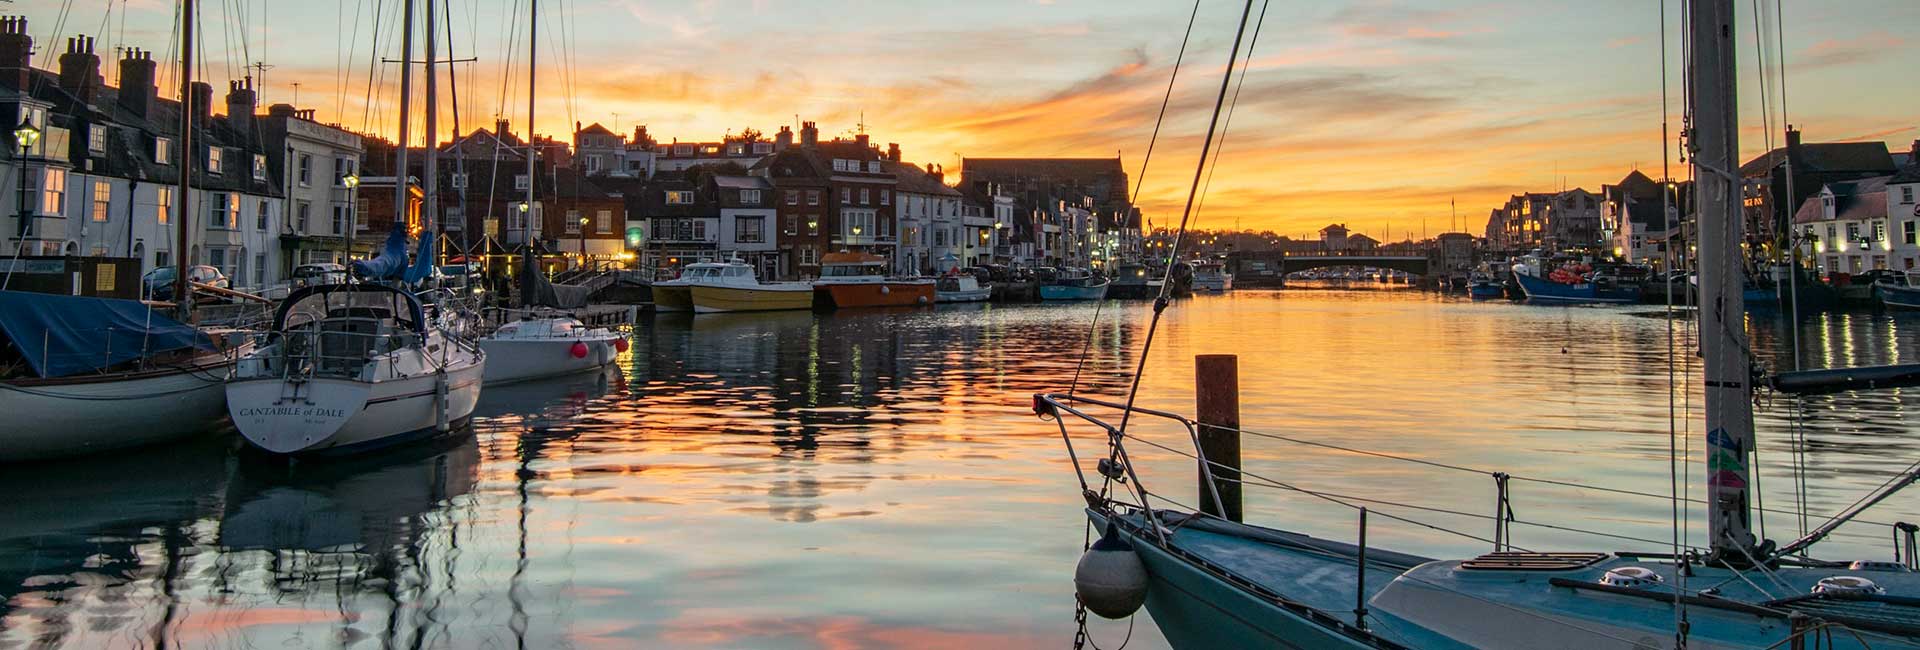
[478,314,625,385]
[1192,261,1233,291]
[935,275,993,303]
[226,284,486,456]
[0,290,252,462]
[652,261,749,312]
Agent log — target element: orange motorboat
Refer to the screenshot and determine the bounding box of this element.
[813,252,935,308]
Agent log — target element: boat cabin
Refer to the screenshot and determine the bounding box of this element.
[269,285,428,379]
[819,252,890,281]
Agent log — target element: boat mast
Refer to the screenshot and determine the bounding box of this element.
[1690,0,1762,560]
[172,0,195,317]
[520,0,537,306]
[422,0,438,262]
[395,0,415,238]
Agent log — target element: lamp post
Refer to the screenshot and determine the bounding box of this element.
[341,173,361,261]
[14,118,41,245]
[578,214,590,269]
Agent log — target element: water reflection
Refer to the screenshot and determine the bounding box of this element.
[2,294,1918,649]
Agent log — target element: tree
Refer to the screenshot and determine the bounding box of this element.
[737,127,765,143]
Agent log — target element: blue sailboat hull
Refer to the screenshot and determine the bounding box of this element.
[1513,272,1639,304]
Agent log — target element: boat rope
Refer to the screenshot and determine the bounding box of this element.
[1064,0,1204,400]
[1187,0,1272,232]
[1113,0,1258,443]
[1658,2,1693,645]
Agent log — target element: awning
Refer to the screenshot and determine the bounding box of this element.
[0,290,214,378]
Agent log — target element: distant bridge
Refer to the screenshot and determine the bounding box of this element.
[1225,252,1430,284]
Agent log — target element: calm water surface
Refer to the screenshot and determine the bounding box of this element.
[5,288,1920,649]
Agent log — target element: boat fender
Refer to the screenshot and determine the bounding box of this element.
[880,286,892,295]
[570,342,589,359]
[917,295,929,304]
[1074,523,1148,619]
[614,337,630,353]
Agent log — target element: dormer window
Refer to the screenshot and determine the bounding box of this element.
[752,142,772,155]
[665,190,693,205]
[88,124,106,154]
[702,144,721,155]
[207,146,224,175]
[727,143,744,155]
[674,144,695,156]
[252,154,268,181]
[155,137,172,164]
[867,161,881,173]
[514,174,530,191]
[451,173,468,189]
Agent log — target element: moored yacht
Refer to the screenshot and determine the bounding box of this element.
[935,274,993,303]
[479,314,624,385]
[813,252,935,308]
[651,261,747,312]
[1191,260,1233,291]
[688,264,815,312]
[226,284,485,456]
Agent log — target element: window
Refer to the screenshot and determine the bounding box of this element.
[1905,221,1916,245]
[155,250,169,269]
[840,187,850,203]
[752,142,772,154]
[207,146,224,175]
[1875,221,1888,242]
[832,159,847,172]
[808,215,819,235]
[297,154,313,185]
[666,190,693,205]
[515,174,530,191]
[296,201,311,232]
[741,189,761,205]
[209,193,238,229]
[253,154,268,181]
[332,204,349,234]
[334,157,354,186]
[880,189,890,206]
[253,253,265,287]
[736,216,765,243]
[256,199,270,230]
[451,173,468,189]
[867,161,881,173]
[785,189,799,205]
[807,190,820,206]
[566,209,583,234]
[446,206,465,231]
[674,144,695,156]
[1905,186,1916,204]
[785,215,798,235]
[596,209,612,234]
[41,168,66,215]
[799,246,818,266]
[702,144,720,155]
[1847,223,1861,243]
[91,180,110,222]
[727,143,744,155]
[859,188,869,205]
[209,248,227,275]
[155,137,171,164]
[586,156,601,173]
[88,124,106,154]
[844,210,875,238]
[156,187,172,224]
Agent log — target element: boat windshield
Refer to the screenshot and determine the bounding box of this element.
[821,264,883,278]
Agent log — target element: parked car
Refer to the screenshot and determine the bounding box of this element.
[290,263,349,288]
[142,265,229,302]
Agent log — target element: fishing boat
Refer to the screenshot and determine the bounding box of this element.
[688,264,815,312]
[813,252,935,308]
[1108,263,1164,299]
[651,261,745,312]
[1875,272,1920,309]
[1468,264,1506,299]
[1040,3,1920,647]
[1040,268,1111,301]
[1191,261,1233,292]
[1512,258,1640,304]
[0,291,249,462]
[225,282,486,456]
[935,274,992,303]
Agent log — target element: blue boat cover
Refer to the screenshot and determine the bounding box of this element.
[403,229,436,285]
[351,225,410,280]
[0,290,214,378]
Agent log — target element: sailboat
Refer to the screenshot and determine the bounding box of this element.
[474,0,626,384]
[1039,2,1920,648]
[0,0,251,463]
[225,0,486,456]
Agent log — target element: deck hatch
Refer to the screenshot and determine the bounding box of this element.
[1459,552,1610,571]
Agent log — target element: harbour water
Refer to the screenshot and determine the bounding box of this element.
[5,288,1920,649]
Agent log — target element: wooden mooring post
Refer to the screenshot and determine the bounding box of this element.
[1195,354,1243,522]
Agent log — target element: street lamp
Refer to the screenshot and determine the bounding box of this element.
[14,118,40,241]
[579,214,591,267]
[341,173,361,260]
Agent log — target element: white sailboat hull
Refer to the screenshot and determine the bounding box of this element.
[479,334,621,385]
[228,360,484,455]
[0,361,235,462]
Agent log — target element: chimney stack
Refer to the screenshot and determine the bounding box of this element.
[1785,125,1802,150]
[58,35,102,105]
[496,117,512,140]
[887,142,900,162]
[268,103,296,118]
[226,77,257,135]
[116,48,157,119]
[0,17,30,91]
[855,133,870,150]
[775,125,792,151]
[1909,139,1919,169]
[190,81,213,128]
[800,121,818,148]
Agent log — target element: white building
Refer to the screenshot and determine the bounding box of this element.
[886,158,964,274]
[263,103,363,271]
[713,175,778,277]
[1796,176,1905,274]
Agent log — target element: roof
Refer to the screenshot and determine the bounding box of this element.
[1795,176,1890,224]
[711,175,771,190]
[962,157,1125,178]
[1740,142,1896,177]
[577,123,616,137]
[1893,165,1920,185]
[884,160,961,196]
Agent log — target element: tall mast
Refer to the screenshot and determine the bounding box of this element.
[1690,0,1760,560]
[395,0,415,235]
[422,0,438,258]
[172,0,195,315]
[524,0,537,264]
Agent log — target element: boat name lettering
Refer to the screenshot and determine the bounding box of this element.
[238,406,348,419]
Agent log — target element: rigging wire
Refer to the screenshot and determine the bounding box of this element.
[1064,0,1204,399]
[1113,0,1259,441]
[1658,0,1692,645]
[1189,0,1273,233]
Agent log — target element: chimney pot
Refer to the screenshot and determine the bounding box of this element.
[58,33,103,104]
[0,16,32,90]
[117,46,158,119]
[887,142,900,162]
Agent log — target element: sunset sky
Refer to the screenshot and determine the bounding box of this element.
[21,0,1919,238]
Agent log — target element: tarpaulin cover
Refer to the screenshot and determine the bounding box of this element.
[404,229,436,285]
[0,290,214,378]
[351,226,410,280]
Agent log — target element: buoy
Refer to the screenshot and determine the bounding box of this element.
[613,337,630,352]
[1074,523,1148,619]
[570,342,589,359]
